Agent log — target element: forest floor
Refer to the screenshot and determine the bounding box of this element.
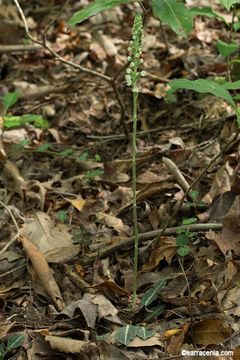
[0,0,240,359]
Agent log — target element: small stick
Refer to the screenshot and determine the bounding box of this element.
[0,44,42,53]
[162,157,190,192]
[83,222,222,263]
[0,200,21,256]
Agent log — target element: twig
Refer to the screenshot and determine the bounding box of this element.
[178,258,196,347]
[151,131,239,249]
[83,223,222,263]
[162,157,190,193]
[0,200,20,256]
[160,20,169,54]
[0,44,42,53]
[13,0,129,138]
[86,123,200,141]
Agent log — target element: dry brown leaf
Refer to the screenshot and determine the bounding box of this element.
[136,181,173,203]
[45,335,95,354]
[20,211,73,261]
[3,159,25,195]
[192,319,231,345]
[89,280,130,297]
[219,285,240,317]
[203,162,234,205]
[141,237,177,271]
[167,325,190,354]
[128,334,163,347]
[106,187,132,208]
[92,293,122,323]
[25,180,47,210]
[96,212,131,236]
[0,320,15,340]
[233,346,240,360]
[208,196,240,256]
[60,293,98,328]
[65,197,86,211]
[18,235,64,311]
[148,206,160,230]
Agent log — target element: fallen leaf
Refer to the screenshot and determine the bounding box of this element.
[20,211,73,261]
[18,235,64,310]
[192,319,231,345]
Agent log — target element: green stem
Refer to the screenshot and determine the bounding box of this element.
[132,90,139,306]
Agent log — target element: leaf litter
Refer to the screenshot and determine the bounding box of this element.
[0,0,240,359]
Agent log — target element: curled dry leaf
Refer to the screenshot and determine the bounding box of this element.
[141,237,177,272]
[3,160,25,196]
[61,293,98,328]
[25,180,47,210]
[45,335,94,354]
[203,162,234,205]
[18,235,64,311]
[96,212,131,236]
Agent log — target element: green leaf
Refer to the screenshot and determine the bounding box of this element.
[144,304,166,321]
[68,0,135,26]
[135,326,155,340]
[59,148,74,157]
[233,21,240,32]
[176,233,189,246]
[177,245,191,256]
[36,143,51,152]
[216,40,238,57]
[167,79,236,108]
[79,151,89,161]
[219,0,240,11]
[236,108,240,127]
[115,325,137,345]
[84,168,104,179]
[141,278,166,307]
[7,333,24,351]
[182,217,197,225]
[189,7,227,23]
[55,210,68,223]
[3,114,49,129]
[189,189,199,200]
[176,228,185,235]
[94,154,102,162]
[0,344,5,358]
[187,231,195,238]
[152,0,193,37]
[221,80,240,90]
[2,91,20,114]
[21,114,49,128]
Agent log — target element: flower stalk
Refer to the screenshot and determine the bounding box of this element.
[126,14,144,306]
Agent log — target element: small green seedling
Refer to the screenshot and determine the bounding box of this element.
[55,210,68,223]
[0,333,24,360]
[176,217,197,256]
[1,91,48,129]
[84,168,104,180]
